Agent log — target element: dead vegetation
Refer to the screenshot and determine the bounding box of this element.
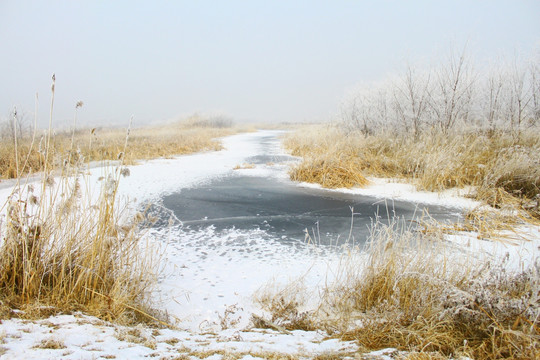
[0,111,247,180]
[256,220,540,359]
[285,124,540,221]
[286,122,540,246]
[278,51,540,358]
[0,75,164,326]
[0,150,162,325]
[33,338,66,350]
[253,279,314,332]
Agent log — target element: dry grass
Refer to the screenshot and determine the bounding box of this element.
[290,155,369,189]
[258,220,540,359]
[285,124,540,215]
[254,279,314,332]
[233,163,256,170]
[0,116,247,180]
[115,325,157,349]
[0,79,165,326]
[0,159,162,324]
[33,338,66,350]
[285,125,369,188]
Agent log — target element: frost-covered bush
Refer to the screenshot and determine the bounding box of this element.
[339,49,540,135]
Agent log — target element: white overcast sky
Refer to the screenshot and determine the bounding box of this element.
[1,1,539,128]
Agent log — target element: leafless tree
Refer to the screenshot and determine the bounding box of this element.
[372,87,391,133]
[479,66,505,135]
[392,65,431,137]
[528,60,540,127]
[338,46,538,138]
[428,47,476,131]
[508,61,532,133]
[339,95,362,134]
[0,108,31,141]
[340,89,375,136]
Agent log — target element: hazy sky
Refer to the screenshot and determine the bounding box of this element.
[1,1,539,128]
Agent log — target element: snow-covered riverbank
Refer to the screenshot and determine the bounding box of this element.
[1,130,538,359]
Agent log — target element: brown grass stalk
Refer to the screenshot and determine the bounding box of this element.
[0,78,164,326]
[284,124,540,217]
[257,220,540,359]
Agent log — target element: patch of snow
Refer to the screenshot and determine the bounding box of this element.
[298,177,482,211]
[0,314,358,359]
[150,225,344,332]
[445,225,540,272]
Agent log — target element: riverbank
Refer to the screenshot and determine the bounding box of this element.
[1,130,538,359]
[278,125,540,359]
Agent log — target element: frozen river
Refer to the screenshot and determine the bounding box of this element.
[144,130,462,330]
[161,131,459,246]
[0,130,537,359]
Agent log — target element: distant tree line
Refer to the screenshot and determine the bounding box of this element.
[339,48,540,137]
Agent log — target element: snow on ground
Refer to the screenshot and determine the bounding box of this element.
[1,129,538,359]
[0,314,358,359]
[444,225,540,272]
[298,178,481,212]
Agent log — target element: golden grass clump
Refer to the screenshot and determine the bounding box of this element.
[259,220,540,359]
[0,165,160,324]
[285,125,369,189]
[284,124,540,214]
[0,78,162,325]
[290,155,369,188]
[0,116,242,180]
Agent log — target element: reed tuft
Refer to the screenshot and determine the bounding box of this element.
[258,220,540,359]
[0,79,163,326]
[285,124,540,218]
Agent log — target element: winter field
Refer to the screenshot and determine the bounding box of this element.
[0,128,538,359]
[1,51,539,359]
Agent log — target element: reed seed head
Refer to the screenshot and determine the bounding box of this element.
[120,167,130,177]
[45,174,55,187]
[29,195,39,206]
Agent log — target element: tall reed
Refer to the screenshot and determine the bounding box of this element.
[0,75,160,325]
[257,220,540,359]
[285,124,540,218]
